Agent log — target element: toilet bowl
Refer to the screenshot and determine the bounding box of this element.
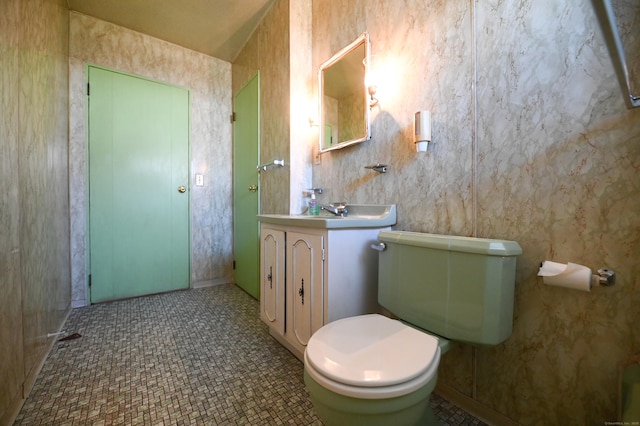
[302,231,522,426]
[304,314,441,426]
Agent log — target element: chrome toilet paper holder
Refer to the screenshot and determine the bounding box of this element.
[595,268,616,286]
[538,263,616,287]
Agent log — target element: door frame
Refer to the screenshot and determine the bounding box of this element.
[85,64,192,302]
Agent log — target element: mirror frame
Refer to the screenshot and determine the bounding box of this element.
[593,0,640,108]
[318,32,371,153]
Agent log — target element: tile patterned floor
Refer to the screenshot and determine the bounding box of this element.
[15,284,487,425]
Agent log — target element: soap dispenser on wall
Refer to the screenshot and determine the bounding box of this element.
[414,110,431,152]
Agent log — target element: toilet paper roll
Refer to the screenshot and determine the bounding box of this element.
[537,261,592,292]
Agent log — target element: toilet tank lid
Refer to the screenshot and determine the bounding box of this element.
[378,231,522,256]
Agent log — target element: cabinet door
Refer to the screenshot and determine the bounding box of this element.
[260,227,285,334]
[287,232,324,350]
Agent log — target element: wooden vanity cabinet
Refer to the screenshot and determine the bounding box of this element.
[260,227,285,335]
[259,223,389,360]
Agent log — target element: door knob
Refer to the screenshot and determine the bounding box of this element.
[178,185,186,193]
[248,184,258,192]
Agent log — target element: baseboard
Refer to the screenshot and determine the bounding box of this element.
[192,277,234,289]
[71,299,86,308]
[1,306,72,426]
[434,383,521,426]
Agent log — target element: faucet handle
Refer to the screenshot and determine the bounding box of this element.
[307,188,323,195]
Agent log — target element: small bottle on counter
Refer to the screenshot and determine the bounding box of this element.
[308,193,319,215]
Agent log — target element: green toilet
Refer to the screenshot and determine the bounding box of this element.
[304,231,522,426]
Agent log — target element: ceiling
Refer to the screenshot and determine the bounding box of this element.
[67,0,276,62]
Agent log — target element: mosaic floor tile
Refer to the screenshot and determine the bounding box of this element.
[15,284,486,425]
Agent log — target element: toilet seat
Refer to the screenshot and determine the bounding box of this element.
[304,314,441,399]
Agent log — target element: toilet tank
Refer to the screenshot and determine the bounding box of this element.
[377,231,522,345]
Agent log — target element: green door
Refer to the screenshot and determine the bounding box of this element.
[233,73,260,299]
[89,67,190,303]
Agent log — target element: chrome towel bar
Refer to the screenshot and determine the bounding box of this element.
[257,159,285,172]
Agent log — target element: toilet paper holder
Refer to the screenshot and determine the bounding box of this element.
[595,268,616,286]
[538,261,616,291]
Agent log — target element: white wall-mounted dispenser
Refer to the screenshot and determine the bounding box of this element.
[414,110,431,152]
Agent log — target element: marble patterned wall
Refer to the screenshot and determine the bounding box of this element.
[0,0,70,420]
[307,0,640,424]
[288,0,314,214]
[0,0,24,418]
[69,13,233,306]
[473,2,640,423]
[233,0,293,215]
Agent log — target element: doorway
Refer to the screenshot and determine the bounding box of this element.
[233,73,260,299]
[88,66,190,303]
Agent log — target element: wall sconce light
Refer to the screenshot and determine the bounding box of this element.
[414,110,431,152]
[368,86,379,109]
[364,55,380,109]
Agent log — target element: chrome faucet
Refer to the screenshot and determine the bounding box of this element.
[321,202,348,217]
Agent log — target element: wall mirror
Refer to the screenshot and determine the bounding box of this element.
[318,32,371,153]
[593,0,640,108]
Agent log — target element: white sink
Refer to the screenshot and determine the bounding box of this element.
[257,204,396,229]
